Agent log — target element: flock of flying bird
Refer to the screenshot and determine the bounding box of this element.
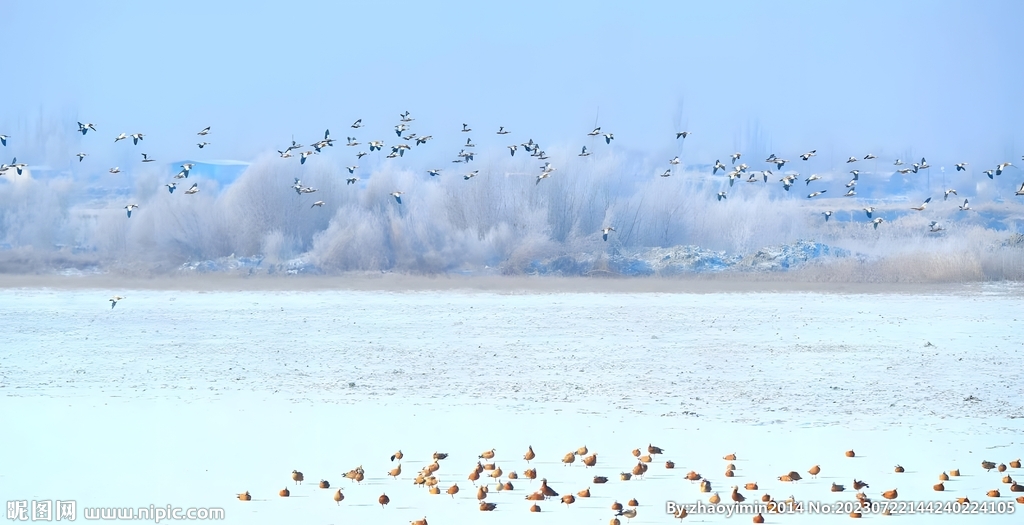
[1,115,1023,238]
[234,444,1024,523]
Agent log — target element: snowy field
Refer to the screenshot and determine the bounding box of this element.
[2,280,1023,524]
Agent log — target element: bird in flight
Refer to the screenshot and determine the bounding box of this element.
[78,122,98,135]
[114,133,127,143]
[601,226,615,241]
[109,296,124,309]
[390,191,404,204]
[131,133,145,145]
[497,126,509,135]
[124,204,139,217]
[76,153,87,162]
[184,183,199,194]
[676,131,691,139]
[166,183,177,193]
[141,153,154,162]
[197,126,211,135]
[197,142,211,148]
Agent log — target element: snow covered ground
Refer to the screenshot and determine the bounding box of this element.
[2,283,1023,524]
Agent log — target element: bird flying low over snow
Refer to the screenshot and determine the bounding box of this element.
[846,156,858,163]
[730,152,741,163]
[872,217,885,229]
[184,183,199,194]
[197,126,211,135]
[464,170,479,180]
[661,169,672,177]
[717,191,727,201]
[773,158,789,169]
[844,188,856,197]
[822,211,832,221]
[929,221,944,233]
[863,206,875,218]
[1016,181,1024,196]
[669,156,679,165]
[109,296,124,309]
[807,190,826,198]
[461,123,471,132]
[959,199,970,210]
[390,191,403,203]
[601,226,615,241]
[944,189,957,200]
[588,127,601,136]
[300,151,314,164]
[580,146,590,157]
[864,154,877,160]
[996,162,1013,176]
[805,174,821,185]
[124,204,138,218]
[894,159,904,165]
[713,160,726,174]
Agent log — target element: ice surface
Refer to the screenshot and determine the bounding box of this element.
[2,285,1022,524]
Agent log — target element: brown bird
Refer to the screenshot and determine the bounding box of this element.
[632,448,641,457]
[1011,481,1024,492]
[530,504,541,512]
[998,464,1008,472]
[333,489,344,505]
[391,450,403,461]
[957,497,970,504]
[882,489,898,500]
[982,461,997,471]
[389,464,402,479]
[675,507,688,519]
[1017,496,1024,504]
[476,486,487,501]
[808,465,821,478]
[853,479,869,490]
[379,493,390,508]
[1011,459,1022,469]
[540,478,559,497]
[562,452,576,466]
[778,474,794,482]
[745,482,758,490]
[724,453,737,461]
[479,502,497,511]
[319,480,330,489]
[725,470,735,478]
[507,471,518,480]
[612,501,623,511]
[939,472,949,481]
[831,483,845,492]
[426,461,440,473]
[502,481,513,491]
[731,486,746,503]
[523,446,535,462]
[428,486,440,495]
[237,491,251,501]
[490,466,503,479]
[617,508,637,520]
[761,493,772,502]
[934,482,945,491]
[479,449,496,459]
[786,471,802,481]
[753,513,765,524]
[1001,475,1013,484]
[446,484,459,498]
[987,489,1000,498]
[894,465,905,473]
[291,470,304,485]
[578,488,591,498]
[433,452,448,460]
[354,471,364,483]
[846,450,855,457]
[639,455,653,463]
[411,518,427,525]
[620,472,633,481]
[526,492,544,501]
[577,445,589,456]
[279,488,289,497]
[632,463,644,477]
[524,468,537,480]
[649,444,665,455]
[726,463,736,471]
[709,492,721,504]
[700,479,712,493]
[610,519,620,525]
[850,511,862,518]
[561,495,576,506]
[628,498,639,507]
[583,454,598,467]
[468,470,480,484]
[665,460,675,469]
[413,473,426,486]
[950,469,961,476]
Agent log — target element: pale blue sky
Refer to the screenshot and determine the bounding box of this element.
[3,0,1022,170]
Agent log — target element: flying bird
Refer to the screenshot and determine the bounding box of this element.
[676,131,691,139]
[114,133,127,143]
[587,127,601,136]
[427,169,441,177]
[805,174,821,185]
[959,199,970,211]
[713,160,726,175]
[996,162,1013,176]
[928,221,944,233]
[461,123,471,132]
[399,111,413,122]
[300,151,314,164]
[131,133,145,145]
[346,165,358,174]
[109,296,124,309]
[184,183,199,194]
[660,169,672,177]
[580,146,591,157]
[955,163,968,171]
[109,167,121,174]
[944,189,957,200]
[800,150,816,161]
[863,207,875,218]
[602,227,615,241]
[166,183,177,193]
[864,154,877,160]
[178,163,194,178]
[910,197,932,211]
[730,152,741,163]
[351,119,363,128]
[464,170,479,180]
[846,156,858,163]
[78,122,97,135]
[141,153,154,162]
[1016,181,1024,196]
[807,190,827,198]
[603,133,614,144]
[717,191,727,201]
[390,191,404,204]
[76,153,87,162]
[346,177,358,185]
[669,156,680,165]
[823,211,832,221]
[497,126,509,134]
[197,142,211,148]
[124,204,139,218]
[894,159,904,166]
[311,200,325,208]
[872,217,885,229]
[197,126,211,135]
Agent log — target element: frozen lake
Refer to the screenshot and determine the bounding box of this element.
[2,281,1023,523]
